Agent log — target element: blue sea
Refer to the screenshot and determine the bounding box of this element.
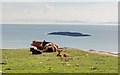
[1,24,118,52]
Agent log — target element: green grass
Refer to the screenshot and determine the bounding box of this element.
[0,50,2,71]
[0,48,118,73]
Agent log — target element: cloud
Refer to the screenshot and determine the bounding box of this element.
[2,2,118,24]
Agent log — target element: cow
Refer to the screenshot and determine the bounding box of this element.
[31,40,58,52]
[42,40,58,52]
[57,50,68,58]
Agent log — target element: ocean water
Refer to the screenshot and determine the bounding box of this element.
[2,24,118,52]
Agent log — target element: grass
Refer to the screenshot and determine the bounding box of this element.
[0,50,2,72]
[0,48,118,73]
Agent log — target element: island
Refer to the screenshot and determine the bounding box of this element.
[47,32,91,37]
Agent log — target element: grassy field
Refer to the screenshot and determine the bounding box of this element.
[0,48,118,73]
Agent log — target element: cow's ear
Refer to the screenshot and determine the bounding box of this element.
[33,40,37,42]
[33,40,35,42]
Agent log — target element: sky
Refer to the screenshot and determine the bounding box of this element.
[1,0,119,24]
[1,0,119,2]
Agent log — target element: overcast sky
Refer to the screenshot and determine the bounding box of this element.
[1,1,118,24]
[1,0,119,2]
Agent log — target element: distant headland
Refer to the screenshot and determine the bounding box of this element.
[47,32,91,37]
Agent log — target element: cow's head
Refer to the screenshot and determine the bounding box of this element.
[31,40,42,47]
[57,50,63,56]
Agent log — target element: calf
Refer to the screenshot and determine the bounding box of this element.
[57,50,68,58]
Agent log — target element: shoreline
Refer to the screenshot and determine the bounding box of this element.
[62,47,118,57]
[1,47,118,57]
[86,50,118,57]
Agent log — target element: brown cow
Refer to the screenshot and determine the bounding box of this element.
[57,50,68,58]
[31,40,58,52]
[43,42,58,52]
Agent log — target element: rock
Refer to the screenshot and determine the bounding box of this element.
[5,68,11,70]
[75,57,80,60]
[60,62,67,65]
[65,58,73,62]
[48,67,52,70]
[75,64,79,66]
[91,67,97,70]
[18,60,22,62]
[46,59,51,61]
[0,62,7,65]
[88,49,96,53]
[42,55,45,56]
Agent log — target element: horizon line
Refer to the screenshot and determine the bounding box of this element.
[0,22,118,25]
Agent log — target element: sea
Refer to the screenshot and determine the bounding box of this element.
[1,24,118,53]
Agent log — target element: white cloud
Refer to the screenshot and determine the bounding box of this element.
[2,2,118,24]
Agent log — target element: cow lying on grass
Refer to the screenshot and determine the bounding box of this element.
[57,50,68,58]
[30,40,58,54]
[30,40,69,58]
[43,40,58,52]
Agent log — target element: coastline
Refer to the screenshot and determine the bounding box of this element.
[86,49,118,57]
[61,47,118,57]
[0,46,118,58]
[1,47,118,57]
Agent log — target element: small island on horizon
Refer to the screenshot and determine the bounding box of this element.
[47,31,91,37]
